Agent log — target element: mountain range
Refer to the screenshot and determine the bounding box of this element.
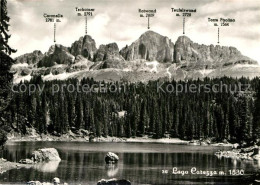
[11,30,260,83]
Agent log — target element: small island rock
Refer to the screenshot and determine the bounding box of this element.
[31,148,61,162]
[97,178,131,185]
[105,152,119,164]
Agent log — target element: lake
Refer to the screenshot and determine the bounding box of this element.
[0,142,259,185]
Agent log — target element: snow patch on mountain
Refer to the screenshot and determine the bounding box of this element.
[11,63,29,69]
[145,61,159,73]
[43,71,85,81]
[232,64,259,69]
[199,68,214,77]
[13,73,32,83]
[166,67,172,79]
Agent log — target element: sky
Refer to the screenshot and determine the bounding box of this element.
[7,0,260,63]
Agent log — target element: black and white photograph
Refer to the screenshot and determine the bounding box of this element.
[0,0,260,184]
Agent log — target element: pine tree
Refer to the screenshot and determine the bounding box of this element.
[174,106,179,137]
[0,0,16,147]
[83,101,90,130]
[131,104,138,137]
[125,112,132,138]
[103,105,109,137]
[139,100,148,135]
[35,97,44,133]
[224,110,230,140]
[41,93,47,134]
[89,108,95,135]
[67,94,76,128]
[0,0,16,54]
[60,92,69,134]
[75,94,83,130]
[239,97,251,143]
[228,97,238,141]
[253,81,260,141]
[95,99,102,137]
[154,101,162,138]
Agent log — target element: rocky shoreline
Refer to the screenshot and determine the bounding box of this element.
[0,148,61,174]
[215,145,260,161]
[7,131,235,147]
[0,148,131,185]
[0,158,31,174]
[26,178,131,185]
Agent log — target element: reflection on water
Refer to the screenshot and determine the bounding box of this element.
[0,142,258,185]
[106,164,119,177]
[33,161,60,173]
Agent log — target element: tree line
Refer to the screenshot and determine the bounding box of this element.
[0,0,16,146]
[4,76,260,144]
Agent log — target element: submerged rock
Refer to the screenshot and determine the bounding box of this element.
[33,161,60,173]
[19,158,34,164]
[27,181,45,185]
[31,148,61,162]
[53,177,60,185]
[105,152,119,164]
[27,177,62,185]
[106,164,119,177]
[97,178,131,185]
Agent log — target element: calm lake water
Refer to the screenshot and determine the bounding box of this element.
[0,142,259,185]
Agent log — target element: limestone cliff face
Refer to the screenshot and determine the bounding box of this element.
[15,50,44,65]
[38,45,75,67]
[120,31,174,63]
[95,43,124,62]
[70,35,97,60]
[174,36,257,69]
[12,31,260,82]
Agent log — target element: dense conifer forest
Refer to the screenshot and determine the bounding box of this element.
[4,76,260,144]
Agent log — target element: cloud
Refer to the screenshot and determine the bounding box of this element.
[198,0,259,16]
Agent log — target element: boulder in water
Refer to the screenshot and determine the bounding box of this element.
[105,152,119,164]
[27,181,43,185]
[97,178,131,185]
[26,181,53,185]
[31,148,61,162]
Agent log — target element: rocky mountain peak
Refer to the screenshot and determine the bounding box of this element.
[175,35,192,45]
[174,35,257,68]
[139,30,163,39]
[15,50,44,65]
[12,31,259,83]
[38,44,74,67]
[70,35,97,60]
[95,42,124,62]
[120,30,174,63]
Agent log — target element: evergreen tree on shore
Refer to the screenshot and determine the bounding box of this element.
[253,82,260,141]
[6,77,260,144]
[0,0,16,147]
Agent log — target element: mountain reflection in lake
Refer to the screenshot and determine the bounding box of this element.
[0,142,258,185]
